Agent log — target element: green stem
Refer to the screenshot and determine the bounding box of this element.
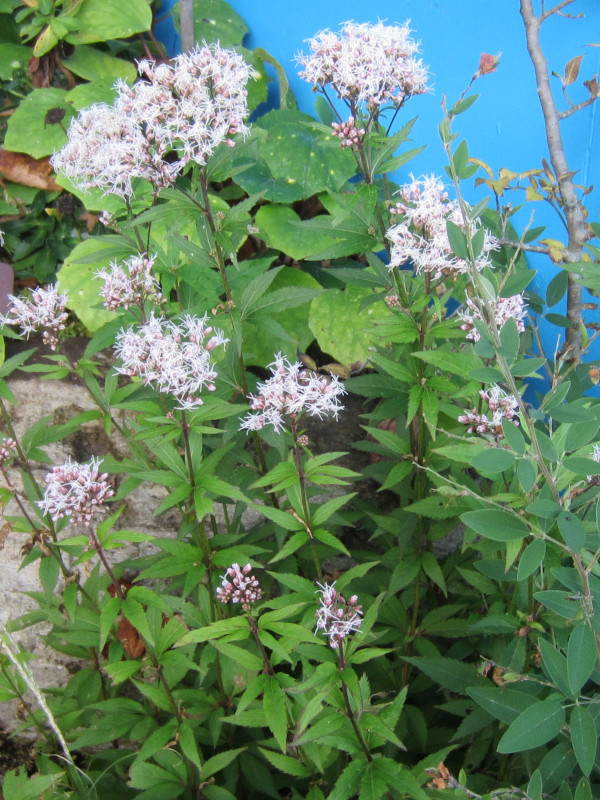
[290,415,323,582]
[338,641,372,762]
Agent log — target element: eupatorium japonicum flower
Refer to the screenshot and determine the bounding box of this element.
[386,175,497,278]
[114,312,228,411]
[315,582,363,648]
[458,294,527,342]
[52,44,251,198]
[38,457,114,524]
[297,21,429,110]
[239,353,346,433]
[216,563,262,611]
[458,385,519,436]
[96,253,165,311]
[0,285,68,350]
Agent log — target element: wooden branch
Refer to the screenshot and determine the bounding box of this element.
[540,0,577,22]
[498,238,554,255]
[520,0,590,356]
[560,95,599,119]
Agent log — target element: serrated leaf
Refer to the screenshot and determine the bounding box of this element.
[263,676,288,753]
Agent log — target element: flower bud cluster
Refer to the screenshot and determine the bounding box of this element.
[96,253,165,311]
[0,285,68,350]
[216,563,262,611]
[297,21,428,111]
[38,457,113,524]
[114,312,228,411]
[387,175,497,278]
[458,385,519,436]
[331,116,365,148]
[52,44,251,198]
[458,295,527,342]
[314,582,363,648]
[0,437,16,467]
[239,352,346,433]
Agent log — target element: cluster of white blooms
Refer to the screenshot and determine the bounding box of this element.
[239,353,346,433]
[0,285,68,350]
[386,175,497,278]
[458,294,527,342]
[52,44,251,198]
[96,253,165,312]
[458,385,519,436]
[114,312,228,411]
[216,563,262,611]
[297,21,428,110]
[314,582,363,648]
[38,457,113,524]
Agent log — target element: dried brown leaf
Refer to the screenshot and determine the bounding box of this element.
[0,150,61,191]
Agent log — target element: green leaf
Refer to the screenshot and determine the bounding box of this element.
[202,747,245,780]
[535,590,580,619]
[538,637,573,698]
[446,220,469,260]
[497,700,565,753]
[518,459,537,493]
[567,622,597,694]
[308,286,390,365]
[268,530,310,564]
[312,493,356,527]
[466,686,537,724]
[420,551,447,596]
[570,705,596,775]
[558,511,586,553]
[4,88,73,158]
[461,509,529,542]
[66,0,152,44]
[257,747,310,778]
[575,777,592,800]
[404,657,486,694]
[263,676,287,753]
[173,0,247,47]
[517,539,546,581]
[328,760,366,800]
[104,660,141,686]
[63,44,137,82]
[471,448,516,475]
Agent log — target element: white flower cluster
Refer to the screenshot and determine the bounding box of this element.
[114,312,228,411]
[52,44,251,198]
[458,385,519,436]
[239,353,346,433]
[96,253,165,312]
[297,21,428,110]
[216,563,262,611]
[458,294,527,342]
[386,175,497,278]
[314,582,363,648]
[0,285,68,350]
[38,457,113,524]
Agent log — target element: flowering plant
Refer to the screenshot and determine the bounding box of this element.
[0,3,599,799]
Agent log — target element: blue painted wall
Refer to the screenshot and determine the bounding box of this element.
[155,1,600,361]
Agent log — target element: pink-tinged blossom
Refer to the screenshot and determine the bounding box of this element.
[114,312,228,410]
[96,253,165,311]
[0,437,16,468]
[52,44,251,198]
[216,563,262,611]
[331,116,365,148]
[0,285,68,350]
[459,294,527,342]
[297,21,429,110]
[38,457,113,524]
[239,353,346,433]
[315,582,363,648]
[458,385,519,436]
[386,175,497,278]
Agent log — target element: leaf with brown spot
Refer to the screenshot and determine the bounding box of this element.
[0,150,61,191]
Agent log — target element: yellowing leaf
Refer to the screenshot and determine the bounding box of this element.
[540,238,566,263]
[565,55,584,86]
